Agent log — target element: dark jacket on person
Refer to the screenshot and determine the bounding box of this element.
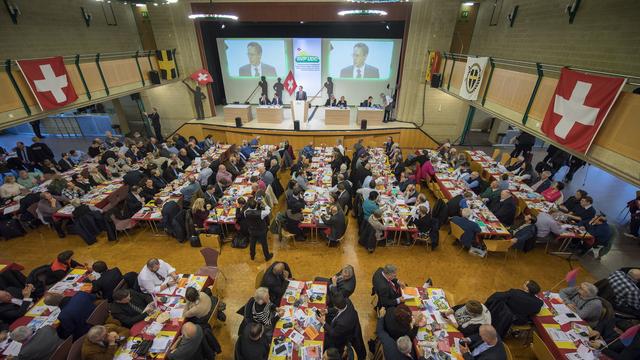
[323,210,347,242]
[451,216,481,248]
[376,317,416,360]
[91,267,123,301]
[166,324,205,360]
[447,194,464,217]
[490,197,517,226]
[236,322,270,360]
[383,307,418,341]
[323,299,359,353]
[15,325,62,360]
[109,290,152,328]
[29,142,54,164]
[462,334,507,360]
[58,158,75,172]
[0,286,33,323]
[57,292,96,340]
[329,271,356,300]
[260,262,292,304]
[372,267,402,309]
[163,166,182,183]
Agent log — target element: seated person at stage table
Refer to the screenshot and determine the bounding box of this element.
[110,288,154,328]
[10,325,62,360]
[459,324,507,360]
[531,170,553,193]
[0,175,26,199]
[442,300,492,337]
[137,258,179,294]
[271,93,283,106]
[559,282,602,326]
[236,322,271,360]
[337,96,347,108]
[508,214,538,252]
[88,260,123,302]
[340,42,380,79]
[372,264,405,309]
[451,208,482,250]
[360,96,375,107]
[566,196,597,224]
[0,284,35,324]
[325,95,337,107]
[485,280,543,336]
[44,292,95,340]
[260,262,293,304]
[489,190,517,226]
[241,287,283,334]
[50,250,86,284]
[258,94,270,105]
[82,323,130,360]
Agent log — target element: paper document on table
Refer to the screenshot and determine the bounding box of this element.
[554,313,576,325]
[114,353,133,360]
[145,322,164,336]
[2,341,21,356]
[150,336,173,353]
[402,287,420,299]
[547,327,571,342]
[552,303,574,315]
[169,308,184,319]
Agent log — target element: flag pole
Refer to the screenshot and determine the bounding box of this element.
[549,278,566,292]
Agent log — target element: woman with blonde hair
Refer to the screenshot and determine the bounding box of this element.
[191,197,209,229]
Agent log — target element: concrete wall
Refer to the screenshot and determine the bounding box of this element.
[396,0,468,143]
[469,0,640,75]
[0,0,141,59]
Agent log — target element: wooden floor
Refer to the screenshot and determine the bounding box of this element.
[0,185,595,359]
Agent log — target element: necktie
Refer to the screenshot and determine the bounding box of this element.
[128,301,145,314]
[254,68,259,77]
[153,271,165,282]
[356,69,362,78]
[22,149,29,162]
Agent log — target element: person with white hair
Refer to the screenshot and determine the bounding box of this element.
[559,282,602,326]
[241,287,284,335]
[257,163,274,188]
[81,324,129,359]
[10,325,62,360]
[459,324,507,360]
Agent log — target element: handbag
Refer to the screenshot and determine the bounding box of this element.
[189,235,202,247]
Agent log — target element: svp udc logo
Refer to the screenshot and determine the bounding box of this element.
[295,48,319,63]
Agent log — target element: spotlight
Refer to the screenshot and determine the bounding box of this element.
[221,24,225,29]
[299,21,304,24]
[463,2,475,5]
[385,24,390,30]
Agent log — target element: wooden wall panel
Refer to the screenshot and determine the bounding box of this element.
[528,77,558,121]
[0,72,25,113]
[449,63,465,92]
[593,92,640,161]
[79,62,105,93]
[485,68,536,115]
[102,59,140,88]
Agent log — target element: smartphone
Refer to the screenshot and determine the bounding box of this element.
[275,344,287,355]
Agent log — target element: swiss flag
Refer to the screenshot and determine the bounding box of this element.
[541,68,625,154]
[190,68,213,86]
[283,70,297,96]
[16,56,78,111]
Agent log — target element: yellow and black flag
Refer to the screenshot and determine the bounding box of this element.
[156,50,177,80]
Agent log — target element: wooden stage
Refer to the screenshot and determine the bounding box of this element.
[177,105,439,152]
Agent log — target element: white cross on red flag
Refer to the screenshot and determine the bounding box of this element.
[284,70,297,96]
[16,56,78,111]
[189,68,213,86]
[541,67,625,154]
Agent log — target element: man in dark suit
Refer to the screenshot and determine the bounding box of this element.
[163,161,183,182]
[326,265,356,300]
[451,208,482,249]
[340,43,380,79]
[376,316,415,359]
[460,324,507,360]
[110,288,153,328]
[336,96,347,108]
[89,261,123,301]
[490,190,517,226]
[146,137,160,154]
[239,42,277,77]
[14,141,35,169]
[325,95,337,107]
[360,96,375,108]
[322,205,347,246]
[166,322,204,360]
[321,293,359,354]
[486,280,543,326]
[144,107,163,142]
[0,284,34,323]
[372,265,404,309]
[236,322,270,360]
[295,86,307,101]
[44,292,96,340]
[258,94,270,105]
[271,94,283,106]
[10,325,62,360]
[58,152,75,172]
[260,262,292,304]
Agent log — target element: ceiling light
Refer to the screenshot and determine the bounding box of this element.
[135,3,145,7]
[337,9,388,16]
[221,24,226,29]
[463,2,475,5]
[188,14,239,21]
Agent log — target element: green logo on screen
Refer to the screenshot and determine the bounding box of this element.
[295,49,319,63]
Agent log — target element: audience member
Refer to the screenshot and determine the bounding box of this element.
[110,289,154,328]
[44,291,95,340]
[372,265,405,309]
[137,258,178,294]
[82,323,130,360]
[9,325,62,360]
[260,262,292,304]
[559,282,602,326]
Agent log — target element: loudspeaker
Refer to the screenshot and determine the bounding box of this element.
[149,70,161,85]
[293,121,300,131]
[360,120,367,130]
[430,73,442,88]
[235,117,242,128]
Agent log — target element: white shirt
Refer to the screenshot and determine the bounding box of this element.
[383,95,393,106]
[251,64,261,77]
[353,65,365,78]
[138,259,176,294]
[337,144,345,155]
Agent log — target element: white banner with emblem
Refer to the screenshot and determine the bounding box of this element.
[459,57,489,101]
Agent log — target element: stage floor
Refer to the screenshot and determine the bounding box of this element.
[187,105,417,131]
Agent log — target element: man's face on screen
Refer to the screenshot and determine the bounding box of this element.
[247,46,262,66]
[352,47,367,67]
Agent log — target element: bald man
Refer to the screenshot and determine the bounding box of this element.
[460,324,506,360]
[166,322,203,360]
[260,262,293,304]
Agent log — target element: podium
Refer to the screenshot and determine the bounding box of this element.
[291,100,308,124]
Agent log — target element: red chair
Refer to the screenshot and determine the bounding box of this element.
[66,335,86,360]
[196,247,227,284]
[86,300,109,326]
[49,336,72,360]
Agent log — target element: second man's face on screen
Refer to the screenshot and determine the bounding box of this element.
[247,46,262,66]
